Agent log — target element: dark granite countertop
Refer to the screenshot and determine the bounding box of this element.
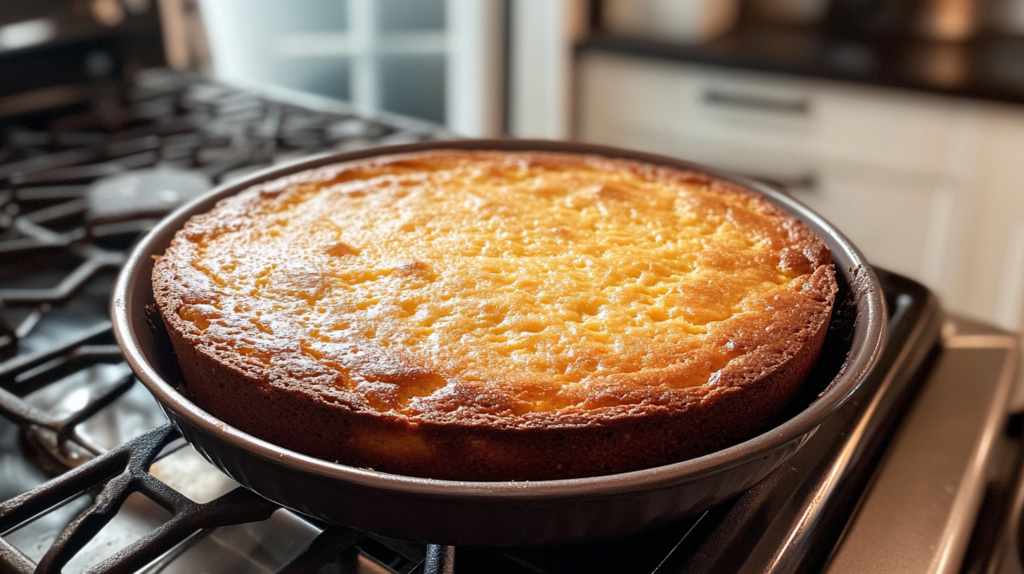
[578,26,1024,105]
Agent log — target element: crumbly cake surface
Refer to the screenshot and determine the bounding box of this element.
[154,150,836,480]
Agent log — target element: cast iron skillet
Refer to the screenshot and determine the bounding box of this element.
[112,139,886,546]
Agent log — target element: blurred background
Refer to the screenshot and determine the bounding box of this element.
[178,0,1024,335]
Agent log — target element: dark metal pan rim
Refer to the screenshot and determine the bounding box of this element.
[113,138,886,500]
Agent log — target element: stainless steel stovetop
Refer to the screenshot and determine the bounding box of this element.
[0,68,1020,574]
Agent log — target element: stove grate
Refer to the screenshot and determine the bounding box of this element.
[0,68,451,573]
[0,69,446,471]
[0,321,126,465]
[0,423,388,574]
[0,422,451,574]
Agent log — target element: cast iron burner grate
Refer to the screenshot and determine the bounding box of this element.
[0,69,949,574]
[0,424,438,574]
[0,67,445,468]
[0,68,455,573]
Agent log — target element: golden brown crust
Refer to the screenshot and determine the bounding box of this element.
[153,150,836,481]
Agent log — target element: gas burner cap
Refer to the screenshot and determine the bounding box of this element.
[87,167,212,231]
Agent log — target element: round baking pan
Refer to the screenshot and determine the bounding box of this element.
[112,139,887,546]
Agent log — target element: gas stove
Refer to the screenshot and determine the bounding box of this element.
[0,3,1022,572]
[0,71,1020,574]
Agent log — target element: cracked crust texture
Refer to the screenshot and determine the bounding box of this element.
[153,150,837,481]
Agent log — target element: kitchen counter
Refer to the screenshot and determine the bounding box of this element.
[578,25,1024,106]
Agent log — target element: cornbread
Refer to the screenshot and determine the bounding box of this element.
[153,150,836,481]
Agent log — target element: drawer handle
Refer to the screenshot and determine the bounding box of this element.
[743,173,817,194]
[704,90,810,115]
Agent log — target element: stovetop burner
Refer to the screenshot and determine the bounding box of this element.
[0,69,1019,574]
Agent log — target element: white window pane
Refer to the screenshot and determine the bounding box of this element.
[273,57,351,100]
[377,0,445,31]
[381,55,445,123]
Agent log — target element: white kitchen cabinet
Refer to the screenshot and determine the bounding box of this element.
[578,51,1024,330]
[579,53,958,174]
[960,107,1024,331]
[787,167,943,283]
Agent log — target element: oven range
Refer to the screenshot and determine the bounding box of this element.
[0,3,1022,574]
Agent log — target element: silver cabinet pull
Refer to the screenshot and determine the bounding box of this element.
[704,89,810,115]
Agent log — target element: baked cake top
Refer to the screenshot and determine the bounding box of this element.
[154,151,835,424]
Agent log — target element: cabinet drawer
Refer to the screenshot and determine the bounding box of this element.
[579,52,957,175]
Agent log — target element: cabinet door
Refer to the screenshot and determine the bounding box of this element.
[960,107,1024,331]
[787,166,941,282]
